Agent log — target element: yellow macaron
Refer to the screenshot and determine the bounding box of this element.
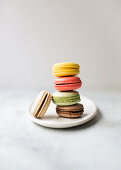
[52,62,80,77]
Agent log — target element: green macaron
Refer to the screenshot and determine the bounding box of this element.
[52,91,80,106]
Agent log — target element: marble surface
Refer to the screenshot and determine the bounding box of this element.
[0,89,121,170]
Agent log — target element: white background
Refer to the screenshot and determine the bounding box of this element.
[0,0,121,89]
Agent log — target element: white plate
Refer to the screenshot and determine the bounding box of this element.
[28,95,97,128]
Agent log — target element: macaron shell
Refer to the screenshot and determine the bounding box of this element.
[31,90,46,116]
[52,68,79,77]
[56,103,84,111]
[52,91,79,97]
[54,76,81,84]
[52,62,80,69]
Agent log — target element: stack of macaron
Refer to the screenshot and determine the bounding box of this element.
[52,62,84,118]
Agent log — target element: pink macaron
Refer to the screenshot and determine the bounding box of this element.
[54,76,82,91]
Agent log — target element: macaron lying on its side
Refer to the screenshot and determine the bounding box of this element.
[52,91,80,106]
[52,62,80,77]
[56,104,84,118]
[54,76,82,91]
[31,90,52,118]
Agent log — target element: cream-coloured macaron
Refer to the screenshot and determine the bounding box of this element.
[31,90,52,118]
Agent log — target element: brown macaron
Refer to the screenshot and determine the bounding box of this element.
[56,103,84,118]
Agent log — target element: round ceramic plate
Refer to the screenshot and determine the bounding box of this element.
[28,95,97,128]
